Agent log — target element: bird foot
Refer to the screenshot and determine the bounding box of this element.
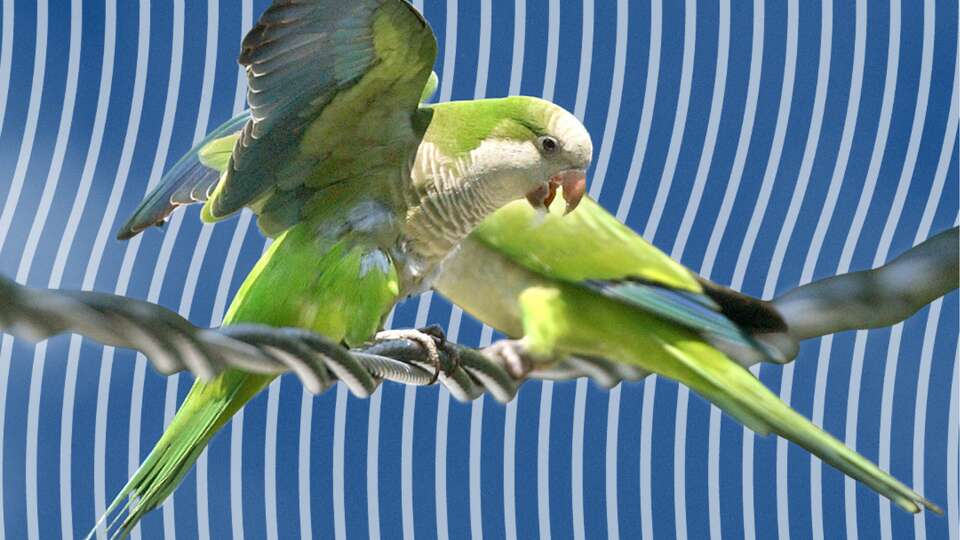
[483,339,535,379]
[375,325,459,384]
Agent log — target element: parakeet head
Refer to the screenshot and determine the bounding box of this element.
[404,96,593,277]
[424,96,593,214]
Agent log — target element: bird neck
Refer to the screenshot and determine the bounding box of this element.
[400,142,516,275]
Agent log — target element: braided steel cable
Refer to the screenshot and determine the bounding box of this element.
[0,273,632,403]
[0,226,955,402]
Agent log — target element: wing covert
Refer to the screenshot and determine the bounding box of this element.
[206,0,438,234]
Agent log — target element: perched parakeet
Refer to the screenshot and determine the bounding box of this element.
[101,0,593,535]
[433,197,941,515]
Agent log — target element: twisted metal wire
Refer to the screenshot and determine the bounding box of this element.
[0,274,636,403]
[0,226,955,402]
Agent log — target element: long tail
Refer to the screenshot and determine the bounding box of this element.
[664,338,942,514]
[88,370,271,539]
[520,284,941,515]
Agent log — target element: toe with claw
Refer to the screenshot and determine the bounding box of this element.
[375,325,460,384]
[483,339,536,380]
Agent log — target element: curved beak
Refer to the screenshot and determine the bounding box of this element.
[525,169,587,215]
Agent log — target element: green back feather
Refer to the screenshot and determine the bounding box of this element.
[471,197,702,291]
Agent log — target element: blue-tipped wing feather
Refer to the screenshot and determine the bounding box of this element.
[115,110,250,239]
[584,278,768,358]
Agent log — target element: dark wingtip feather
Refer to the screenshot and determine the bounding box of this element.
[922,497,944,515]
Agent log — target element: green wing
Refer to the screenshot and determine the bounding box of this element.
[471,197,702,291]
[115,111,249,239]
[118,1,437,240]
[456,197,787,359]
[205,0,437,235]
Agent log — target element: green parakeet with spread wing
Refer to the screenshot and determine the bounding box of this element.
[99,1,593,536]
[433,197,941,515]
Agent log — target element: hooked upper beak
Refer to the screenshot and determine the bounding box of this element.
[525,169,587,215]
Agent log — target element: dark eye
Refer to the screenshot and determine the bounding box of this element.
[539,136,560,154]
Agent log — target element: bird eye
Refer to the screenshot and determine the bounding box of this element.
[539,136,560,154]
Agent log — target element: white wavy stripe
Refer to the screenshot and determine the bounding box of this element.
[570,377,588,540]
[541,0,558,104]
[614,0,661,223]
[668,1,731,538]
[139,5,220,540]
[400,378,421,540]
[428,3,471,535]
[503,396,519,540]
[949,337,960,540]
[433,307,462,540]
[371,2,464,537]
[434,2,492,539]
[500,0,530,537]
[297,377,314,539]
[786,4,865,540]
[52,0,150,536]
[365,385,383,540]
[909,299,942,540]
[584,0,627,199]
[393,292,435,540]
[94,2,185,538]
[532,0,564,539]
[638,378,656,540]
[751,1,833,536]
[834,1,901,536]
[601,0,662,536]
[362,305,393,540]
[229,5,255,540]
[570,0,625,536]
[133,4,220,540]
[0,2,46,256]
[640,0,697,538]
[469,394,485,540]
[0,0,14,138]
[536,381,554,540]
[43,1,116,537]
[731,1,798,538]
[197,17,255,540]
[199,210,255,537]
[264,378,281,540]
[467,75,495,540]
[568,0,608,540]
[912,62,958,535]
[604,384,621,540]
[16,1,81,537]
[508,0,525,97]
[0,0,47,533]
[701,0,765,535]
[640,0,695,241]
[594,0,662,537]
[638,1,698,537]
[870,2,937,538]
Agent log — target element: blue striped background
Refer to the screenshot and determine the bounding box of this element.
[0,1,957,538]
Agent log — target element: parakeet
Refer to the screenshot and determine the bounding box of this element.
[100,1,593,535]
[432,196,941,515]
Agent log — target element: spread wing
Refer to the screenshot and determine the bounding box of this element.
[206,0,437,235]
[117,0,436,240]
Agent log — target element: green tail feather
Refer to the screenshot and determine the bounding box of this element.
[520,284,942,515]
[662,339,942,515]
[89,371,271,539]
